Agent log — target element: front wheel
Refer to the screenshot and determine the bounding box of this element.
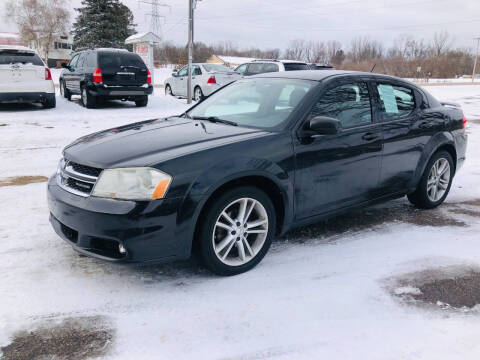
[198,186,276,276]
[81,85,96,108]
[407,150,454,209]
[165,84,173,96]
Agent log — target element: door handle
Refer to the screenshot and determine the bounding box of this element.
[418,121,433,129]
[362,133,380,141]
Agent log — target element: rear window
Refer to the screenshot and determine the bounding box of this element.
[203,64,232,72]
[283,63,310,71]
[98,52,146,70]
[0,51,44,66]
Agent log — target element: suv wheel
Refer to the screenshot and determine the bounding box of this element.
[198,186,276,275]
[407,150,454,209]
[60,80,71,100]
[81,85,96,108]
[135,96,148,107]
[194,86,203,102]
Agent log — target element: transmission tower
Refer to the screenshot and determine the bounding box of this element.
[139,0,170,39]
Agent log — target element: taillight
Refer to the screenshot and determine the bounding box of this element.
[462,115,467,129]
[93,68,103,83]
[146,68,152,84]
[45,68,52,81]
[207,76,216,84]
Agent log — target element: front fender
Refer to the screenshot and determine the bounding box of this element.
[410,131,455,189]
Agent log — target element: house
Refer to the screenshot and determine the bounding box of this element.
[207,54,256,68]
[0,32,23,46]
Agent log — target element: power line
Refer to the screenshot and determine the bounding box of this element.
[139,0,171,38]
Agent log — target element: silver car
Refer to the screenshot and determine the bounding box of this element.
[164,63,241,101]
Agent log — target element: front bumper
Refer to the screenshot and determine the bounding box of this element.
[88,83,153,98]
[47,176,185,264]
[0,92,55,103]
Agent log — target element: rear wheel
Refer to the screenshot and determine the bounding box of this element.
[198,186,276,276]
[81,85,96,108]
[135,96,148,107]
[60,80,71,100]
[43,95,56,109]
[407,150,454,209]
[193,86,204,102]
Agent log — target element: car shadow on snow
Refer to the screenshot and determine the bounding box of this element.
[69,96,140,109]
[0,103,47,112]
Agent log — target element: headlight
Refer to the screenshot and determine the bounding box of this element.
[92,167,172,200]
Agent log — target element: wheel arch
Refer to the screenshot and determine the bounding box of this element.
[410,132,457,189]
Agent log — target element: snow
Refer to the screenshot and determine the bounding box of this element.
[1,85,480,359]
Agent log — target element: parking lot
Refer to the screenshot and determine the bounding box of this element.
[1,85,480,359]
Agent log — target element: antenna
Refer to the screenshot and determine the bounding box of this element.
[139,0,171,39]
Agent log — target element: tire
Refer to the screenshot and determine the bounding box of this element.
[60,80,71,100]
[193,86,204,102]
[81,85,96,108]
[165,84,173,96]
[135,96,148,107]
[407,150,454,209]
[43,95,56,109]
[198,186,276,276]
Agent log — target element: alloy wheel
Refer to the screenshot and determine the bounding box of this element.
[82,88,87,107]
[194,88,202,102]
[427,157,450,202]
[212,197,268,266]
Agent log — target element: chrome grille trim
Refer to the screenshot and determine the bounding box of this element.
[56,159,101,197]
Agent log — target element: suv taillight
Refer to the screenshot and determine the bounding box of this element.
[147,68,152,84]
[45,68,52,81]
[207,76,216,84]
[463,115,467,128]
[93,68,103,83]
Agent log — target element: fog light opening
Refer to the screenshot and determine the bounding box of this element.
[119,244,126,254]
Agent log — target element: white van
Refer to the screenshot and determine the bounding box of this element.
[0,45,56,108]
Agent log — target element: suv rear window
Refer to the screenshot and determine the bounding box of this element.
[98,52,146,70]
[283,63,309,71]
[0,51,44,66]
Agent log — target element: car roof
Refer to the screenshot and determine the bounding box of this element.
[0,45,35,52]
[250,69,412,83]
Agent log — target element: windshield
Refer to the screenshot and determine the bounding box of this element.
[203,64,232,72]
[187,78,315,129]
[0,51,44,66]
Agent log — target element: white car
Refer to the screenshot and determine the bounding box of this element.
[164,63,241,101]
[234,59,310,76]
[0,45,55,108]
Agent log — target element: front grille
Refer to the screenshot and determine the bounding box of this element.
[69,161,102,177]
[57,158,102,197]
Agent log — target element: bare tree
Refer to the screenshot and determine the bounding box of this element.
[4,0,70,62]
[432,30,452,57]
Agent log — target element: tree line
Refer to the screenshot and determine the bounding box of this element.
[156,31,474,78]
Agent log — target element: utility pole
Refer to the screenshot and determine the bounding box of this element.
[187,0,194,104]
[472,37,480,83]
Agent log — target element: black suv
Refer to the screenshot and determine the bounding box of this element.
[59,48,153,108]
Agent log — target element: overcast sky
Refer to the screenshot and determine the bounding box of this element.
[1,0,479,51]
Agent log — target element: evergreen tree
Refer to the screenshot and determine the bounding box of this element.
[72,0,136,50]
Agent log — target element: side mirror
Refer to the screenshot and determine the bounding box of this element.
[171,71,178,77]
[308,116,341,135]
[61,63,68,69]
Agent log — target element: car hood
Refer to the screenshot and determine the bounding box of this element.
[63,117,269,169]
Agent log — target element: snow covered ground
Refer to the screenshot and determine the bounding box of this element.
[0,86,480,359]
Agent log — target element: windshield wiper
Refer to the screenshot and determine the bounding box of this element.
[191,116,238,126]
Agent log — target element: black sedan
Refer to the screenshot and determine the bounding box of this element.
[48,70,467,275]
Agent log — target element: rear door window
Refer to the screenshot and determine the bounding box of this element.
[376,83,415,120]
[283,63,310,71]
[0,51,44,66]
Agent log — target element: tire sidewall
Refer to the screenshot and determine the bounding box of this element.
[165,85,172,96]
[418,151,454,208]
[199,186,276,276]
[194,86,203,101]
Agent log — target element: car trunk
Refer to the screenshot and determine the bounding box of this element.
[98,52,148,87]
[210,71,241,86]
